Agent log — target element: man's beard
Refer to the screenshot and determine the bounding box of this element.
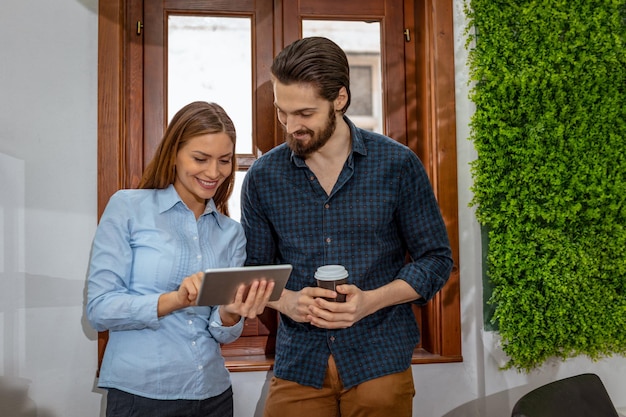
[285,107,337,157]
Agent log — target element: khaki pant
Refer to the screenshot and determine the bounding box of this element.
[263,355,415,417]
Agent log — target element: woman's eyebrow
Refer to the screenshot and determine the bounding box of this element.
[191,150,234,158]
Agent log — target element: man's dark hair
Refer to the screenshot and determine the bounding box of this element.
[271,37,351,113]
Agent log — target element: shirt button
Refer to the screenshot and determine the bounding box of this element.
[188,320,193,325]
[198,365,203,370]
[191,341,196,346]
[193,236,198,240]
[330,336,336,342]
[197,255,202,260]
[325,204,330,209]
[326,237,332,243]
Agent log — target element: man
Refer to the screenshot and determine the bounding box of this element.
[241,36,453,417]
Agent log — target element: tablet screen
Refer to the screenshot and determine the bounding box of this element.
[196,264,292,306]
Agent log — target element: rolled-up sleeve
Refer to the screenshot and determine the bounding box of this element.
[395,152,454,303]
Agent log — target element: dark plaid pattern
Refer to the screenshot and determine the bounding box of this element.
[241,117,453,389]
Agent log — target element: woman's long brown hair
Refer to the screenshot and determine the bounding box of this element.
[138,101,237,216]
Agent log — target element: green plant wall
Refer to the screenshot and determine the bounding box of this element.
[465,0,626,371]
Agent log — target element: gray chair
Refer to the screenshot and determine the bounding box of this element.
[511,373,619,417]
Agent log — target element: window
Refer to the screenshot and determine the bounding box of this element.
[166,15,253,219]
[302,20,383,134]
[345,56,382,132]
[97,0,461,372]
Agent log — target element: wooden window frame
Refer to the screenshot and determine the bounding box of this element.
[96,0,461,373]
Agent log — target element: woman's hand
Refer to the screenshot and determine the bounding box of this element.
[157,271,204,317]
[219,279,275,326]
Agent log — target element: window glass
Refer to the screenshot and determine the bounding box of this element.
[302,20,383,133]
[168,16,253,155]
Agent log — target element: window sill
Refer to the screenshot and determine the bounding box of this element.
[225,349,462,372]
[225,355,276,372]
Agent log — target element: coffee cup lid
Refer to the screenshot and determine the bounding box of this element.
[315,265,348,280]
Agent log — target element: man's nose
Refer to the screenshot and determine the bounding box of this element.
[283,115,302,134]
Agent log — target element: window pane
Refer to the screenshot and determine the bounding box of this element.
[302,20,383,133]
[168,16,252,154]
[228,171,246,221]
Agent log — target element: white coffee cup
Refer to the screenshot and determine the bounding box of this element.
[315,265,348,302]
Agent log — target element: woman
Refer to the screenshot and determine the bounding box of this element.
[87,101,274,417]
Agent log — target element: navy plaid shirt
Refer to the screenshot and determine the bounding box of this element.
[241,117,453,389]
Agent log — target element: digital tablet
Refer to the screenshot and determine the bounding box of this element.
[196,264,293,306]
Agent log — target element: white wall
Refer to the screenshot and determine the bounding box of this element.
[0,1,624,416]
[0,0,103,415]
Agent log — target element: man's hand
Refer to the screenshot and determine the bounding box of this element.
[267,286,337,323]
[306,284,374,329]
[268,280,420,328]
[307,280,421,329]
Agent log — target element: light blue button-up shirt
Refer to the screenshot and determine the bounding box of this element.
[87,185,246,400]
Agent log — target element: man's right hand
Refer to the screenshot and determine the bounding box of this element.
[268,287,336,323]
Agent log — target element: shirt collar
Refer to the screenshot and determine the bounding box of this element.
[289,115,367,167]
[157,184,223,227]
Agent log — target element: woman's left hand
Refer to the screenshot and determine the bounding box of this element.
[219,279,275,326]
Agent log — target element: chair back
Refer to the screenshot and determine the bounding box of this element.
[511,373,619,417]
